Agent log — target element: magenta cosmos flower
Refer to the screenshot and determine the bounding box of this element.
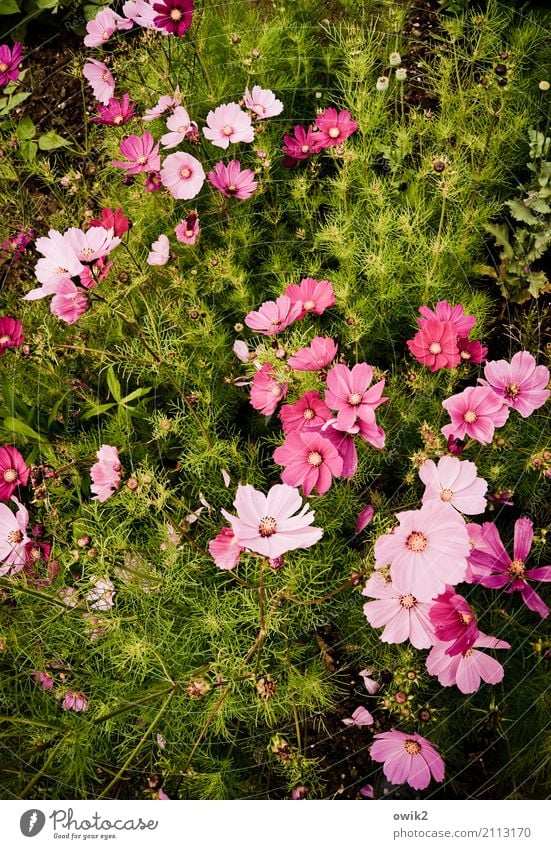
[370,729,445,791]
[374,502,470,600]
[208,526,243,570]
[320,424,359,478]
[442,385,509,445]
[419,456,487,515]
[245,296,302,335]
[83,59,115,106]
[356,504,375,534]
[426,633,510,694]
[314,108,358,148]
[208,160,257,199]
[429,585,479,656]
[418,300,476,338]
[112,132,161,174]
[0,42,23,87]
[90,445,122,502]
[161,105,198,148]
[62,691,88,712]
[324,363,388,433]
[480,351,550,418]
[33,670,54,691]
[84,8,132,48]
[407,317,460,371]
[92,94,135,126]
[466,517,551,618]
[153,0,193,35]
[250,363,288,416]
[89,207,131,237]
[244,85,284,119]
[279,390,331,434]
[0,317,24,354]
[0,446,29,501]
[273,430,343,496]
[175,211,199,245]
[161,151,205,199]
[50,279,89,325]
[147,234,170,266]
[221,483,323,559]
[458,337,487,364]
[285,277,336,319]
[362,572,436,649]
[288,336,338,371]
[0,497,30,575]
[203,102,254,149]
[282,124,323,160]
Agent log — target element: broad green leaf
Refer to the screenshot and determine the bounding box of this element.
[507,200,539,226]
[36,0,60,8]
[38,130,70,151]
[3,417,49,443]
[81,403,116,420]
[15,115,35,141]
[18,139,37,162]
[120,387,152,405]
[0,0,20,14]
[485,223,514,259]
[106,366,122,402]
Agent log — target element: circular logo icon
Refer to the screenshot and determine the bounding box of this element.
[20,810,46,837]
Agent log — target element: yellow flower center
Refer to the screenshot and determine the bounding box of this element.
[440,488,454,502]
[222,125,233,136]
[406,531,428,553]
[180,166,192,178]
[509,558,526,578]
[307,451,323,467]
[170,9,182,20]
[404,739,421,756]
[429,341,442,354]
[463,409,477,424]
[303,407,315,420]
[2,468,18,483]
[303,299,316,311]
[259,516,278,537]
[400,593,416,609]
[348,392,362,406]
[328,127,341,138]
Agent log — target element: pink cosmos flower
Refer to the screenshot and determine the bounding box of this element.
[112,132,161,174]
[90,445,122,502]
[458,337,487,364]
[279,391,331,434]
[175,211,199,244]
[374,502,470,600]
[84,8,133,48]
[480,351,550,418]
[50,279,89,324]
[87,576,116,611]
[320,424,358,478]
[145,171,162,192]
[441,385,509,445]
[161,105,198,148]
[160,151,205,199]
[208,160,258,199]
[220,483,323,559]
[1,226,34,261]
[250,363,288,416]
[356,504,375,534]
[245,296,302,335]
[418,301,476,339]
[32,670,54,690]
[147,234,170,265]
[285,277,336,319]
[83,59,115,106]
[0,42,23,87]
[282,124,323,160]
[233,340,251,362]
[370,729,445,791]
[123,0,157,28]
[153,0,194,36]
[407,318,460,371]
[426,633,510,694]
[466,517,551,618]
[0,317,24,354]
[314,108,358,147]
[157,788,170,800]
[203,102,254,149]
[273,430,343,496]
[31,228,84,290]
[0,446,29,501]
[288,336,338,371]
[325,363,388,433]
[208,526,243,570]
[0,497,30,575]
[62,692,88,712]
[64,226,120,263]
[359,668,380,695]
[429,585,479,656]
[342,706,374,727]
[419,456,488,515]
[89,207,131,237]
[143,92,180,120]
[92,94,135,126]
[244,86,284,119]
[359,784,374,798]
[362,572,436,649]
[356,417,386,450]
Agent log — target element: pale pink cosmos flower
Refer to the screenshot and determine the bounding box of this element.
[32,670,54,690]
[0,446,29,502]
[279,391,331,434]
[50,279,90,325]
[287,336,338,371]
[417,300,476,339]
[123,0,158,28]
[324,363,388,433]
[244,85,284,119]
[429,585,479,656]
[426,633,510,694]
[362,572,436,649]
[342,706,374,727]
[63,226,120,263]
[370,729,445,791]
[249,363,288,416]
[245,296,302,336]
[143,92,180,120]
[147,234,170,266]
[62,692,88,712]
[84,8,133,48]
[203,102,254,149]
[29,228,83,291]
[285,277,336,319]
[208,526,243,570]
[0,497,30,575]
[160,151,205,199]
[90,445,122,502]
[157,788,170,800]
[441,385,509,445]
[374,502,470,600]
[87,576,116,611]
[407,318,460,371]
[314,108,358,147]
[480,351,550,418]
[83,59,115,106]
[112,132,161,174]
[233,339,251,362]
[273,430,343,496]
[466,517,551,618]
[419,456,488,515]
[161,106,198,148]
[359,668,380,695]
[356,504,375,534]
[208,160,258,199]
[220,483,323,559]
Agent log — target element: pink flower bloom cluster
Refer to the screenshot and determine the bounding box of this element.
[203,102,254,149]
[407,300,487,372]
[90,445,122,502]
[283,107,358,165]
[113,132,161,174]
[245,278,335,335]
